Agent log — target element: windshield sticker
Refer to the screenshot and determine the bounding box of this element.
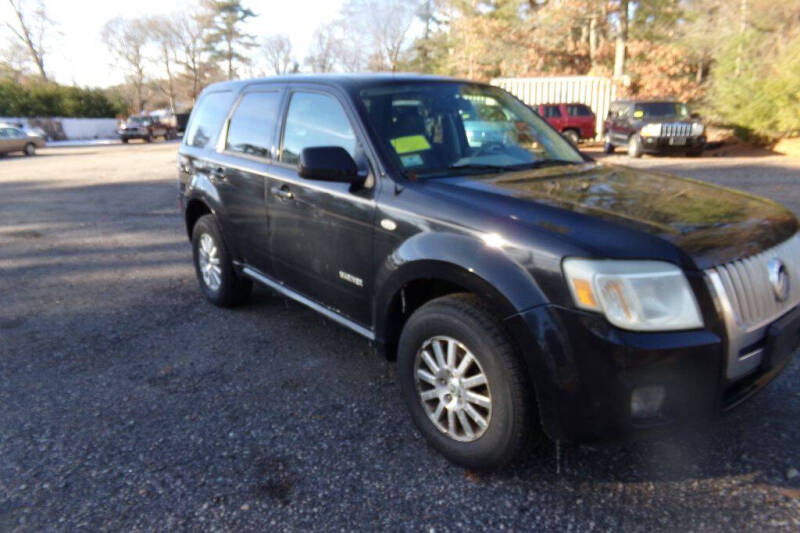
[400,154,424,167]
[390,135,431,154]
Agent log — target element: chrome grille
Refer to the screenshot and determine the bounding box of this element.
[659,122,692,137]
[706,232,800,380]
[709,234,800,329]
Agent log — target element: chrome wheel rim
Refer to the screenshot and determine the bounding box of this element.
[414,336,492,442]
[198,233,222,291]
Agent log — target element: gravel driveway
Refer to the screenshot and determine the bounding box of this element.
[1,143,799,531]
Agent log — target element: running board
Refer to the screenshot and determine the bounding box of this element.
[242,266,375,341]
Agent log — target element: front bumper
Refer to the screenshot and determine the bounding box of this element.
[505,303,797,442]
[641,134,706,153]
[118,129,148,138]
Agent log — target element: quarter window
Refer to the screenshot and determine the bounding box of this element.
[280,92,356,165]
[567,104,593,117]
[226,91,281,159]
[185,91,234,149]
[544,106,562,118]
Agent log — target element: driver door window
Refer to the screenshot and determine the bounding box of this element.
[280,92,357,166]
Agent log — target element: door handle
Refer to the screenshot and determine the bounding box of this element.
[209,166,226,182]
[274,184,294,200]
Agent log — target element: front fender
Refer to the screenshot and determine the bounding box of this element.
[374,231,548,331]
[185,171,223,212]
[182,171,237,253]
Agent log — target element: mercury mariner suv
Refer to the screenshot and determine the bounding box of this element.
[177,74,799,470]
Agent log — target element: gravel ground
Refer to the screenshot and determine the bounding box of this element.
[1,143,799,531]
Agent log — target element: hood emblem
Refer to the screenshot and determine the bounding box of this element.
[767,258,790,302]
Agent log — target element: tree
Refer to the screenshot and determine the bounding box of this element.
[304,23,340,73]
[146,15,180,112]
[262,34,294,75]
[5,0,53,81]
[341,0,420,71]
[707,0,800,139]
[202,0,257,79]
[613,0,629,77]
[101,17,149,113]
[172,10,213,103]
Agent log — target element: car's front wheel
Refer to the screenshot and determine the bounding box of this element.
[603,133,615,154]
[23,143,36,156]
[628,134,644,158]
[191,214,252,307]
[686,146,704,157]
[397,294,533,470]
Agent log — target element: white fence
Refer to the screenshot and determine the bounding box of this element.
[0,117,118,140]
[491,76,617,138]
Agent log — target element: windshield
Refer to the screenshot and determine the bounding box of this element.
[359,82,584,177]
[634,102,689,118]
[127,116,150,125]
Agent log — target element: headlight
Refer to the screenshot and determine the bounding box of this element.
[562,259,703,331]
[691,122,704,136]
[640,123,661,137]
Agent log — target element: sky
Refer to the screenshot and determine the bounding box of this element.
[1,0,346,87]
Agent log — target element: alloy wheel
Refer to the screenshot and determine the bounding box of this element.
[198,233,222,291]
[414,336,492,442]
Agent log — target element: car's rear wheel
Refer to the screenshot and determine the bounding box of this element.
[628,134,644,158]
[563,129,579,146]
[191,214,252,307]
[23,143,36,156]
[603,133,615,154]
[121,137,129,144]
[145,134,152,143]
[397,294,533,470]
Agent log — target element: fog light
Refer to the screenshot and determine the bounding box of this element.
[630,385,666,419]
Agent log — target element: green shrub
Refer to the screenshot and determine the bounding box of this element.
[0,80,125,118]
[709,33,800,141]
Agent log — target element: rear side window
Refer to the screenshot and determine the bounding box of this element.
[226,91,281,159]
[280,92,356,165]
[185,91,234,149]
[567,104,593,117]
[543,106,562,118]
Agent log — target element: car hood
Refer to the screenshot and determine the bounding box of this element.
[426,163,798,269]
[637,115,694,124]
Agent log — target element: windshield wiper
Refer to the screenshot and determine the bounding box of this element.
[508,159,582,170]
[446,163,508,173]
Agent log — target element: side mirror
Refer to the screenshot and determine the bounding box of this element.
[690,112,701,120]
[298,146,359,182]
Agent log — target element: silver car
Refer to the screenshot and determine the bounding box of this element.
[0,125,46,156]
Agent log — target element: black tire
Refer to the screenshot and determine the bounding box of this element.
[23,143,36,156]
[191,214,252,307]
[563,129,580,146]
[145,134,152,143]
[397,293,533,470]
[628,133,643,158]
[686,146,704,157]
[121,137,129,144]
[603,133,615,154]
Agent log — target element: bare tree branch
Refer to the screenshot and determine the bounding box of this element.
[5,0,51,81]
[261,34,294,75]
[102,17,150,113]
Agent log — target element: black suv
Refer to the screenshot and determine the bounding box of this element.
[603,99,706,157]
[178,75,799,470]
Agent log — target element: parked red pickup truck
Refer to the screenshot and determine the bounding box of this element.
[535,103,596,144]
